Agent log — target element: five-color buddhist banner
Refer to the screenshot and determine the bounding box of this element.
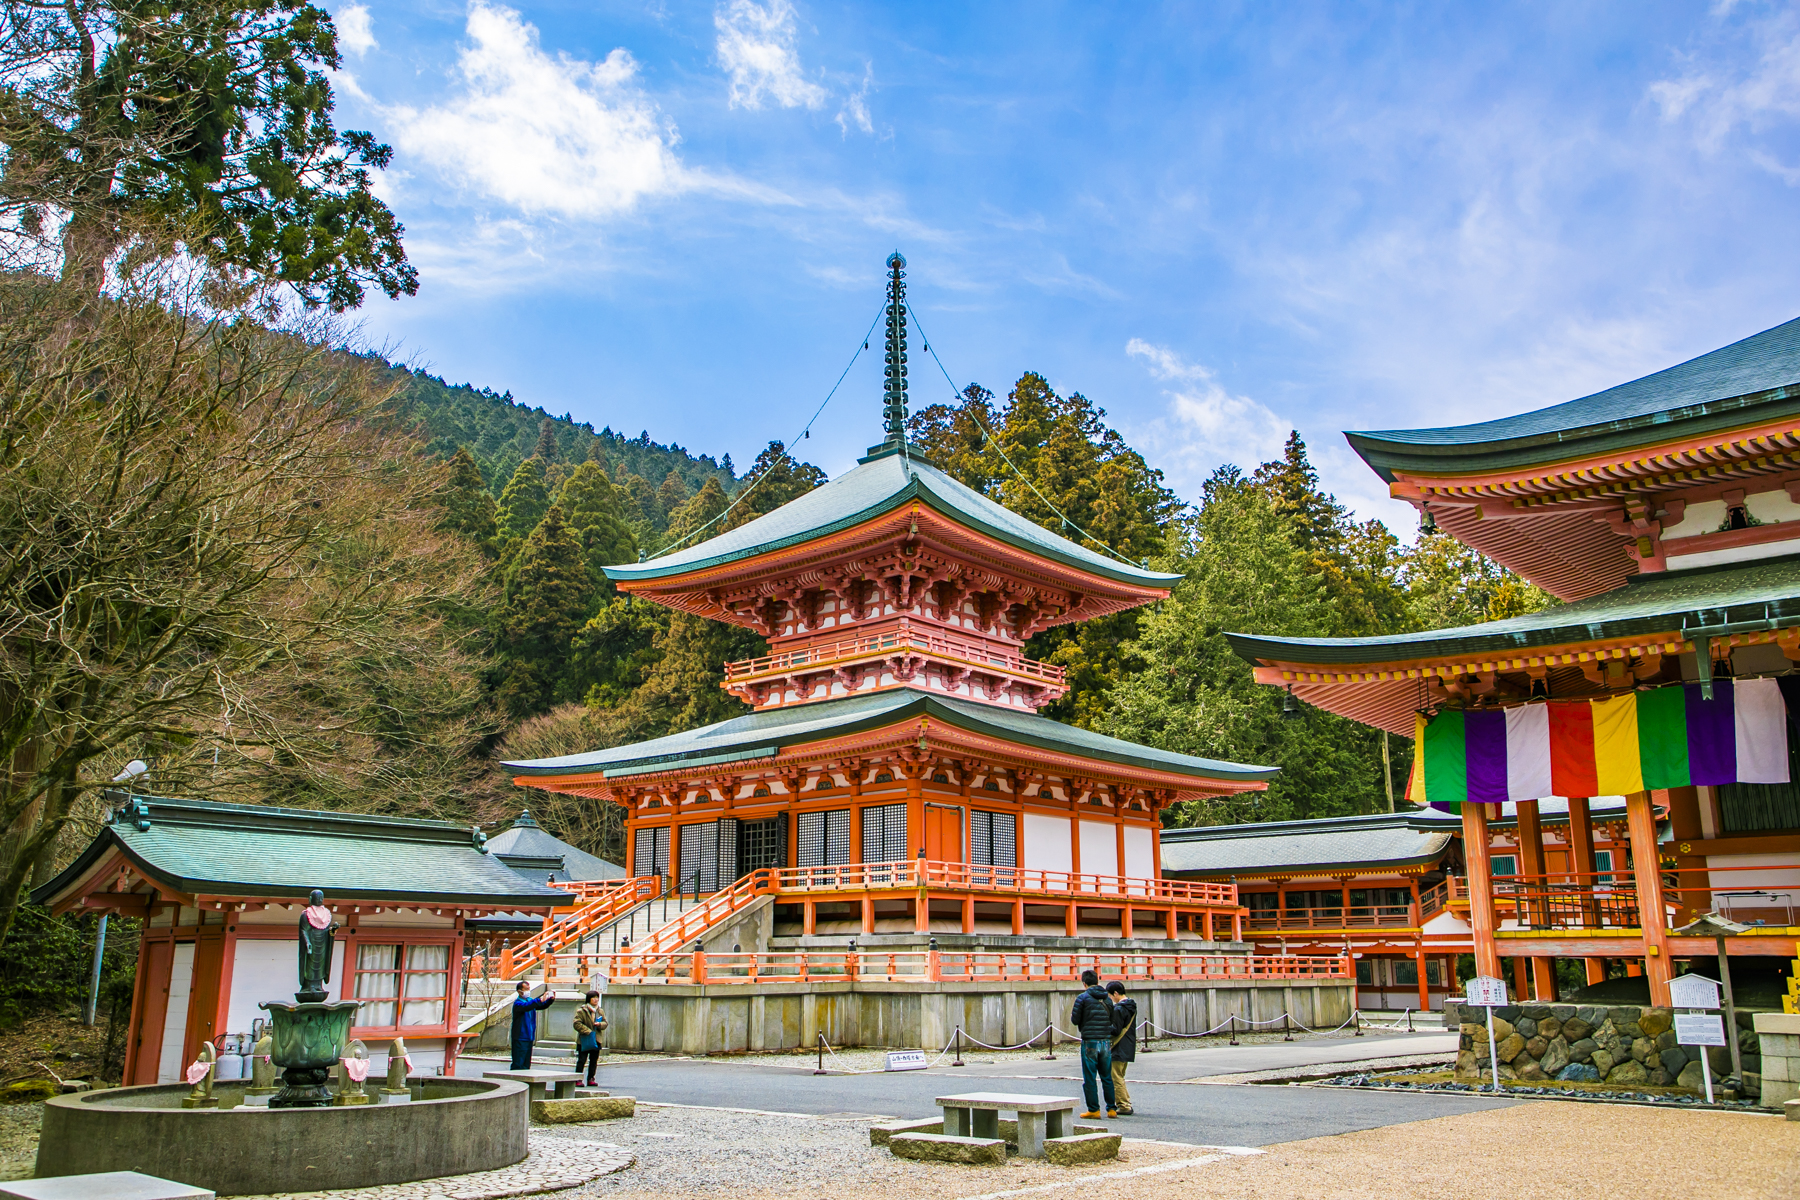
[1411,677,1798,810]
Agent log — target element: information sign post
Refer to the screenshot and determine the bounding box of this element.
[1464,976,1507,1094]
[1669,973,1724,1104]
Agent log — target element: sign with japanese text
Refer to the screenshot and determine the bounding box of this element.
[885,1050,929,1072]
[1465,976,1507,1007]
[1675,1013,1727,1047]
[1668,974,1720,1010]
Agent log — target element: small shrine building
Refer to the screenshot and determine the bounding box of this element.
[33,794,565,1084]
[1228,316,1800,1006]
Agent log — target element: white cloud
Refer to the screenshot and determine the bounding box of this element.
[1125,338,1291,471]
[1649,10,1800,178]
[389,1,685,220]
[836,64,873,136]
[715,0,826,111]
[335,4,377,57]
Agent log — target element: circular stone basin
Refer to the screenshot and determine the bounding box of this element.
[37,1077,527,1196]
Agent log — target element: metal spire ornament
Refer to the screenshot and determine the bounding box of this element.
[881,251,909,446]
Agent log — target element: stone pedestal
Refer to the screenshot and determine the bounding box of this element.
[1754,1012,1800,1108]
[259,1000,360,1109]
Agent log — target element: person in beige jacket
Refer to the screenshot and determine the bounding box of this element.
[573,990,605,1084]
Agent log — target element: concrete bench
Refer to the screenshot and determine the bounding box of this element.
[485,1068,583,1102]
[1044,1132,1122,1166]
[888,1133,1006,1165]
[873,1116,1109,1149]
[936,1092,1079,1159]
[1,1173,213,1200]
[531,1095,635,1124]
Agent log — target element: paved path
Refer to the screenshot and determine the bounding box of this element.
[455,1037,1509,1148]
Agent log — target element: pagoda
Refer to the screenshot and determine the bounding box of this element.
[507,254,1274,950]
[1226,316,1800,1023]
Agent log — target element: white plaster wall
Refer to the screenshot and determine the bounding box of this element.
[1122,827,1154,880]
[1023,813,1071,874]
[157,942,196,1084]
[1079,820,1118,878]
[225,940,291,1036]
[1705,854,1800,916]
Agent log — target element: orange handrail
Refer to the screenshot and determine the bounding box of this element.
[501,874,662,978]
[569,949,1351,985]
[775,860,1238,906]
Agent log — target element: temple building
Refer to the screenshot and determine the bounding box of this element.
[501,257,1297,978]
[1227,315,1800,1007]
[33,795,565,1083]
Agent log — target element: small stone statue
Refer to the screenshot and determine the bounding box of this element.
[243,1033,278,1104]
[381,1036,412,1103]
[298,888,341,1003]
[333,1038,372,1105]
[182,1041,218,1108]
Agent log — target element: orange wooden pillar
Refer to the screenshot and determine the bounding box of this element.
[1511,955,1530,1000]
[1461,803,1502,978]
[1064,901,1078,937]
[861,895,875,935]
[1120,904,1134,939]
[803,900,816,936]
[1567,796,1608,983]
[1164,907,1178,941]
[960,897,975,934]
[1415,946,1429,1011]
[1011,900,1025,935]
[1625,790,1672,1006]
[1531,957,1558,1002]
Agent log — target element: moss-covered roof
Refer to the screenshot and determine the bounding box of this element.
[1347,315,1800,481]
[602,451,1180,590]
[32,795,568,909]
[507,686,1275,785]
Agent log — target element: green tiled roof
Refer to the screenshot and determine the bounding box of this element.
[507,686,1275,785]
[486,810,623,881]
[32,796,568,908]
[602,452,1180,589]
[1225,553,1800,667]
[1347,315,1800,480]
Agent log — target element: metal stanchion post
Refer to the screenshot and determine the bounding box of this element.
[814,1032,828,1076]
[1283,1012,1292,1042]
[1228,1014,1239,1046]
[1354,1009,1364,1037]
[1042,1022,1058,1061]
[952,1025,964,1067]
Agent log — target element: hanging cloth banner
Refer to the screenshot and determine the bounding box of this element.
[1416,678,1792,811]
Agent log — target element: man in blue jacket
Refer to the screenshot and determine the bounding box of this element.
[509,981,556,1070]
[1070,969,1117,1118]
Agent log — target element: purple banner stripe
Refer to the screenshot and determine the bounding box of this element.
[1465,709,1510,805]
[1686,680,1737,787]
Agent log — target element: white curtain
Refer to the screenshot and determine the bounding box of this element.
[401,944,450,1026]
[353,944,400,1027]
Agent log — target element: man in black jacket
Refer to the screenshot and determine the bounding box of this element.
[1070,969,1117,1118]
[1106,980,1137,1115]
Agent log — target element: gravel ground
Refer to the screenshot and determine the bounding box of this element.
[1183,1102,1799,1200]
[0,1103,40,1181]
[542,1103,1214,1200]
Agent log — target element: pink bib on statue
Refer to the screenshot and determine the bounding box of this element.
[342,1057,370,1082]
[303,905,331,929]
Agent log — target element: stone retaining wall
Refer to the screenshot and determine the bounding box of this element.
[1450,1002,1755,1093]
[596,978,1353,1054]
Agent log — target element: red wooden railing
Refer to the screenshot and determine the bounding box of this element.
[775,859,1238,905]
[557,949,1350,985]
[722,617,1066,684]
[501,875,662,978]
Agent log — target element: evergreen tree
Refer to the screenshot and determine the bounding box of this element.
[534,418,560,463]
[439,448,498,556]
[496,457,551,546]
[655,469,689,523]
[908,383,999,491]
[558,462,639,585]
[726,442,827,531]
[495,505,594,716]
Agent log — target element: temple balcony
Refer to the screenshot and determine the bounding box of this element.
[1243,876,1466,933]
[721,616,1069,710]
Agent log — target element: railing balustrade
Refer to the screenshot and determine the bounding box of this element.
[722,617,1066,684]
[1243,904,1413,931]
[775,860,1237,905]
[539,948,1350,986]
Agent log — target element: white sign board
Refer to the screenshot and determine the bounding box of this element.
[885,1050,929,1072]
[1668,974,1721,1010]
[1465,976,1507,1007]
[1675,1013,1727,1047]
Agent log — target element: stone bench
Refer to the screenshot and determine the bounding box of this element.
[889,1133,1007,1165]
[1,1173,213,1200]
[872,1117,1108,1148]
[531,1095,635,1124]
[936,1091,1079,1158]
[1044,1132,1122,1166]
[485,1068,583,1102]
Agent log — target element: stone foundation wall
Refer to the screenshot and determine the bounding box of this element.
[1754,1013,1800,1107]
[593,978,1353,1054]
[1451,1003,1735,1092]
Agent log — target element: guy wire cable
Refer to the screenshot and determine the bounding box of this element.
[905,302,1152,570]
[656,303,887,557]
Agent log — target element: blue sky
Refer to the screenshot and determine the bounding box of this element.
[332,1,1800,529]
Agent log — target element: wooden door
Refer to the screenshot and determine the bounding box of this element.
[131,941,174,1086]
[183,930,225,1067]
[925,805,964,864]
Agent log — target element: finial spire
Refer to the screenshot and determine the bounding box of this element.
[881,251,908,445]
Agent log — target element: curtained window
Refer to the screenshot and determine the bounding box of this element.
[352,942,452,1030]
